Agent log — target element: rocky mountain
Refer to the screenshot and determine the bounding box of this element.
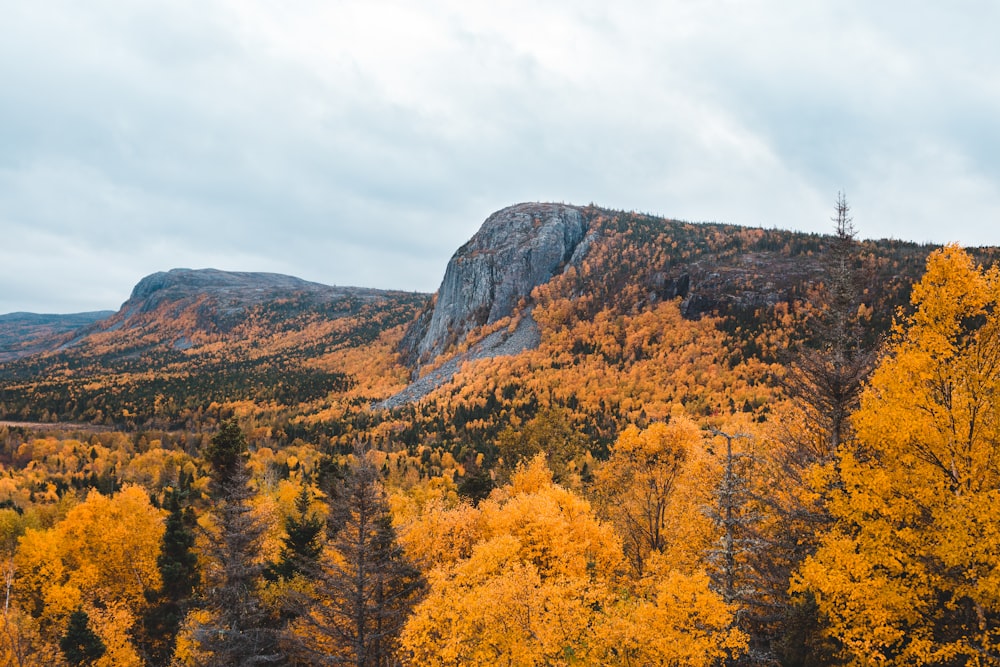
[0,269,427,427]
[4,202,998,437]
[0,311,114,362]
[401,203,590,366]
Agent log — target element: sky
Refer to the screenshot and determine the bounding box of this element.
[2,1,999,314]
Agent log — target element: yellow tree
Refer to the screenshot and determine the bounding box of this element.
[594,417,702,576]
[14,485,164,666]
[794,245,1000,664]
[400,456,621,666]
[593,554,746,667]
[400,455,743,666]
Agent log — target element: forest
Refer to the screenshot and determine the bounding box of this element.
[1,202,1000,666]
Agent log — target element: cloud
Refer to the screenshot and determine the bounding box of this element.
[1,1,998,313]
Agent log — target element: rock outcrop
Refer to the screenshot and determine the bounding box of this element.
[401,203,591,366]
[108,268,396,336]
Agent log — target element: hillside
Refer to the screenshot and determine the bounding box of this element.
[0,311,114,362]
[0,268,427,429]
[2,203,997,446]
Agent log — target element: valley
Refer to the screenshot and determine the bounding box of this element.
[1,201,999,665]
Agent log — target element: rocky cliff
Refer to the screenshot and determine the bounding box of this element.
[401,203,592,367]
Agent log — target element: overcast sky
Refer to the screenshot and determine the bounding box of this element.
[2,1,999,314]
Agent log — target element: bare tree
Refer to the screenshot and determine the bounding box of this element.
[786,192,876,460]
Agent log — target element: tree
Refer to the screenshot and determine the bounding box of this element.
[785,192,875,461]
[594,418,698,576]
[288,447,423,666]
[402,455,745,665]
[401,456,625,666]
[268,484,324,583]
[794,246,1000,664]
[140,488,199,665]
[495,407,588,485]
[766,194,877,664]
[59,608,105,666]
[704,429,773,665]
[14,485,164,665]
[193,419,282,665]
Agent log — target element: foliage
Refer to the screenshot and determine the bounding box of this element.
[401,456,744,665]
[13,485,164,666]
[795,246,1000,664]
[594,417,700,575]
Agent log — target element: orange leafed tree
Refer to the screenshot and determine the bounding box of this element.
[795,245,1000,664]
[13,485,164,666]
[400,455,744,666]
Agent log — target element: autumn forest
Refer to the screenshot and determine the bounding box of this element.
[1,201,999,666]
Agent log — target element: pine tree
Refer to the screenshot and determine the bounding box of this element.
[59,608,105,667]
[195,419,282,665]
[268,484,324,582]
[140,488,199,665]
[289,447,424,666]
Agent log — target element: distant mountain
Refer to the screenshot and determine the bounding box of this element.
[0,268,427,428]
[0,311,114,362]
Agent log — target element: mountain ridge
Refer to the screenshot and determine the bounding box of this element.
[3,202,997,436]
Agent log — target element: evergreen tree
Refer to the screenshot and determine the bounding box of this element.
[59,608,105,667]
[139,488,199,665]
[288,447,424,666]
[195,419,282,665]
[268,484,324,582]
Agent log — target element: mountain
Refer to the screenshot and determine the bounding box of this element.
[0,311,114,362]
[0,268,427,428]
[2,203,997,444]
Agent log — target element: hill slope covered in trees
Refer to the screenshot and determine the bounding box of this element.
[2,201,1000,665]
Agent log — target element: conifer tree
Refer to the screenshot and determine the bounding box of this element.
[268,484,324,582]
[195,419,282,665]
[288,447,424,666]
[140,488,199,665]
[59,608,105,667]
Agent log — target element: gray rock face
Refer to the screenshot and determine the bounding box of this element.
[127,268,332,313]
[405,203,590,365]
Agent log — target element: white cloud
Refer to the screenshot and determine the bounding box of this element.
[1,0,998,313]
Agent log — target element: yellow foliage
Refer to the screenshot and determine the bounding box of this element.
[13,485,164,662]
[795,246,1000,664]
[594,555,746,666]
[595,418,718,575]
[400,456,741,665]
